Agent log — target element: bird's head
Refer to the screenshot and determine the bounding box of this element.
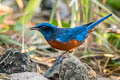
[30,23,57,31]
[30,23,57,40]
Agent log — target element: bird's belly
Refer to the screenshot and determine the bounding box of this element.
[48,39,84,52]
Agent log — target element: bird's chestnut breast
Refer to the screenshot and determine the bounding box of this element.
[48,39,84,52]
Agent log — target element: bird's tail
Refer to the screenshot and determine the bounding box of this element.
[87,14,112,31]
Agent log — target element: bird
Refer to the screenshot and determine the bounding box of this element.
[30,14,112,52]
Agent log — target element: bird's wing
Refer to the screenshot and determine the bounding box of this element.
[72,24,90,42]
[54,28,73,43]
[74,29,88,42]
[55,26,87,43]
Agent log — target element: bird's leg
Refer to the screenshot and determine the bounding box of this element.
[61,51,68,56]
[70,50,75,55]
[55,51,68,63]
[59,51,68,58]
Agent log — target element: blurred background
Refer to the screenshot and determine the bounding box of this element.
[0,0,120,79]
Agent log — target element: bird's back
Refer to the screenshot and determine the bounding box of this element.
[51,26,87,43]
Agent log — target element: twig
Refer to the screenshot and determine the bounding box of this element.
[0,50,12,64]
[93,32,114,53]
[79,54,103,59]
[107,28,120,35]
[110,67,120,74]
[16,0,24,10]
[21,12,26,53]
[50,0,59,23]
[103,57,110,73]
[56,10,62,27]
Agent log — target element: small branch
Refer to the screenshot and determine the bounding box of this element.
[49,0,59,23]
[107,28,120,35]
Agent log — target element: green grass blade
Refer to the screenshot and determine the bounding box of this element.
[19,0,42,25]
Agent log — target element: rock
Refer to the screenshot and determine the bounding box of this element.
[45,54,97,80]
[11,72,48,80]
[0,49,37,74]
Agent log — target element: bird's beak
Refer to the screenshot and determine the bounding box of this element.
[30,27,39,30]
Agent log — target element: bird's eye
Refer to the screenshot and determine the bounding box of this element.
[41,26,51,31]
[41,26,47,29]
[41,26,52,31]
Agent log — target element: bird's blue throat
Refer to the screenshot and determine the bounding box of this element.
[38,27,56,41]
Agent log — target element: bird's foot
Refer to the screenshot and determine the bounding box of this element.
[55,52,68,63]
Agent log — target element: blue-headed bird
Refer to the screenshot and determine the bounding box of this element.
[30,14,112,52]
